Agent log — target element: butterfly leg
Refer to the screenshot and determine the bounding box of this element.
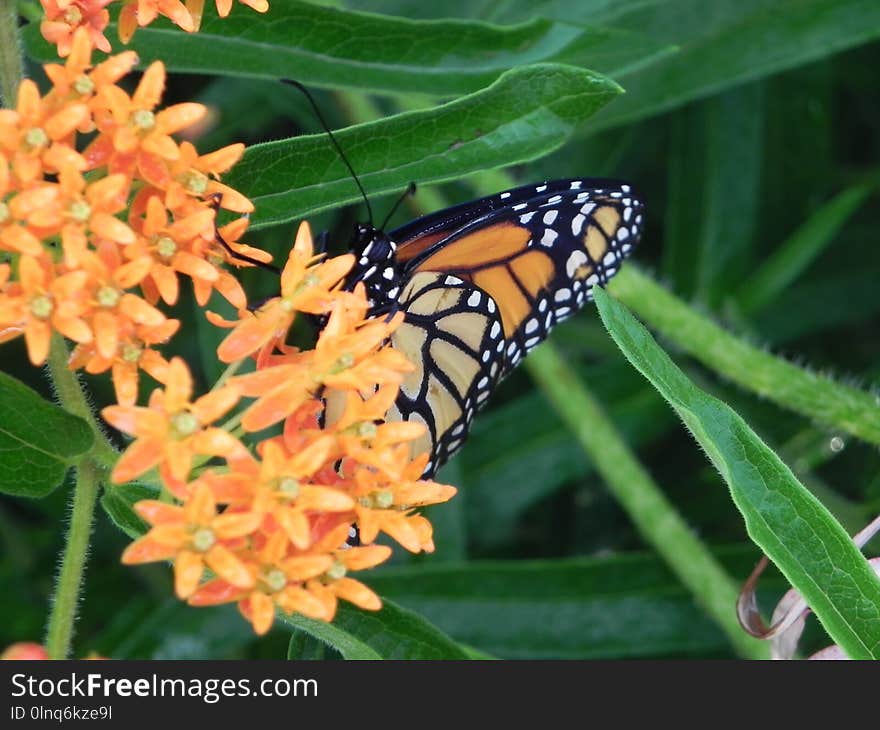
[314,229,330,256]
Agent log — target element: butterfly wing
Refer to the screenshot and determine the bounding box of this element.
[386,271,505,476]
[386,179,644,475]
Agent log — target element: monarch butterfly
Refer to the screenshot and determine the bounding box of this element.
[342,178,644,478]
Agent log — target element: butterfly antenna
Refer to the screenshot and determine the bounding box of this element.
[380,181,417,230]
[282,79,374,226]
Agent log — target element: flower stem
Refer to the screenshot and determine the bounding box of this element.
[44,335,112,659]
[45,458,100,659]
[212,357,244,391]
[0,0,24,108]
[47,333,118,466]
[609,266,880,445]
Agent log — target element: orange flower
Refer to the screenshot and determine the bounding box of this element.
[1,643,49,660]
[218,221,354,363]
[350,460,456,553]
[0,29,263,377]
[122,482,259,598]
[0,78,86,185]
[189,529,333,634]
[43,26,137,105]
[16,167,135,268]
[87,62,206,187]
[0,255,92,365]
[77,251,166,357]
[103,357,246,490]
[250,440,355,548]
[302,540,391,622]
[186,0,269,31]
[40,1,114,57]
[118,0,194,44]
[213,0,268,19]
[127,194,218,305]
[164,141,252,215]
[70,317,177,406]
[191,216,271,309]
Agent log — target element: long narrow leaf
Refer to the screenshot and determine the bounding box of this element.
[23,4,669,94]
[225,64,622,228]
[594,286,880,659]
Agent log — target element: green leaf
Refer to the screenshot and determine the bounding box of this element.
[225,64,622,229]
[693,83,764,306]
[281,598,472,659]
[0,371,93,498]
[100,483,158,539]
[593,286,880,659]
[584,0,880,132]
[23,3,668,95]
[369,546,778,658]
[282,615,381,660]
[287,631,338,660]
[735,182,874,315]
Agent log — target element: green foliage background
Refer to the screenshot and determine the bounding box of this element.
[3,0,880,659]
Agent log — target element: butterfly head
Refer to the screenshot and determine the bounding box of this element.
[348,223,402,312]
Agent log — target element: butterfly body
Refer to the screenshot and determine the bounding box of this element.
[347,178,644,477]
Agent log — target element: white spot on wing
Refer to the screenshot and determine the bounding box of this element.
[541,229,558,247]
[566,250,588,278]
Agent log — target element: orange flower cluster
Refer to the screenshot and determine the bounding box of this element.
[112,222,456,634]
[0,29,267,405]
[40,0,270,57]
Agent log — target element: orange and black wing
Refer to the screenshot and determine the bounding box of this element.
[384,179,644,476]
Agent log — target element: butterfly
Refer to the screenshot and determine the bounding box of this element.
[342,178,644,478]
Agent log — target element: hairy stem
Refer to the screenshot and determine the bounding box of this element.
[44,336,113,658]
[609,266,880,445]
[45,458,100,659]
[47,334,118,466]
[0,0,23,108]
